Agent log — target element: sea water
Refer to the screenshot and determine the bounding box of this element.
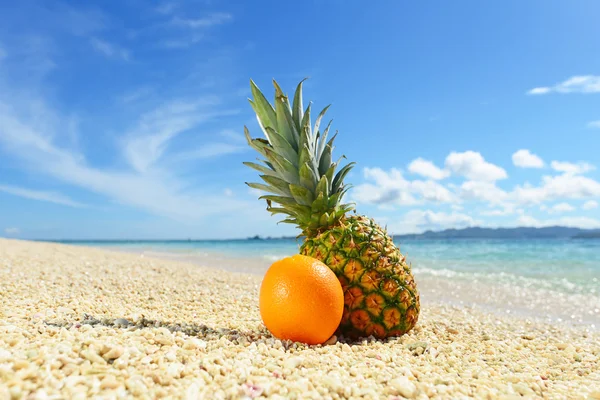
[57,237,600,297]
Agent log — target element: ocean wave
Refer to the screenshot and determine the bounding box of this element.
[413,266,593,295]
[262,254,287,262]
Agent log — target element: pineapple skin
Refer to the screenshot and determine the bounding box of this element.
[300,215,420,339]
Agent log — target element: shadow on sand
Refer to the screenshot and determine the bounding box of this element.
[44,313,264,342]
[44,314,408,348]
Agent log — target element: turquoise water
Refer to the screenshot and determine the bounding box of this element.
[57,238,600,297]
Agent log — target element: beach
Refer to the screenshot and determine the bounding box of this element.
[1,238,599,399]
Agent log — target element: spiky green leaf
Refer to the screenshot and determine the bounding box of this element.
[264,127,298,166]
[316,120,333,162]
[319,144,333,176]
[249,80,277,129]
[289,184,315,206]
[268,207,294,216]
[260,175,293,196]
[319,212,330,226]
[278,218,298,225]
[315,175,330,198]
[246,182,276,195]
[244,126,270,158]
[323,162,338,191]
[299,103,312,150]
[292,78,307,132]
[272,80,299,150]
[313,105,331,142]
[332,162,355,193]
[243,161,277,176]
[258,195,298,207]
[264,148,300,185]
[299,162,318,192]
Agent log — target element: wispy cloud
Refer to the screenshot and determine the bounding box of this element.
[0,2,106,38]
[4,227,20,235]
[159,34,205,49]
[158,12,233,48]
[118,87,155,104]
[121,99,238,172]
[0,90,252,223]
[527,75,600,95]
[90,37,130,61]
[17,35,57,79]
[171,143,245,162]
[155,2,178,15]
[172,13,233,29]
[0,184,85,207]
[587,120,600,129]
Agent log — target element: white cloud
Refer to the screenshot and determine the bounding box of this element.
[0,184,85,208]
[527,75,600,95]
[583,200,598,210]
[4,227,20,235]
[513,174,600,204]
[549,202,575,213]
[90,38,130,61]
[352,169,418,206]
[352,167,455,207]
[517,215,540,227]
[587,121,600,129]
[550,161,595,175]
[518,215,600,229]
[445,151,507,181]
[224,188,233,197]
[407,158,449,180]
[512,149,544,168]
[481,206,522,217]
[459,181,508,204]
[390,209,479,234]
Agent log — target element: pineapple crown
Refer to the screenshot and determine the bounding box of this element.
[243,79,355,237]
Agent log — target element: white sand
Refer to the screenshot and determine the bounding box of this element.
[1,239,599,399]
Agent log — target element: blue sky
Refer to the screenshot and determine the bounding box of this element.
[1,0,600,239]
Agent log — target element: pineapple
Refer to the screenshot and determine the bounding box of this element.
[244,79,420,339]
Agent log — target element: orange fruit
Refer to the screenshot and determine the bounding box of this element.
[259,254,344,345]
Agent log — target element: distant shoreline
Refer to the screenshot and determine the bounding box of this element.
[12,225,600,242]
